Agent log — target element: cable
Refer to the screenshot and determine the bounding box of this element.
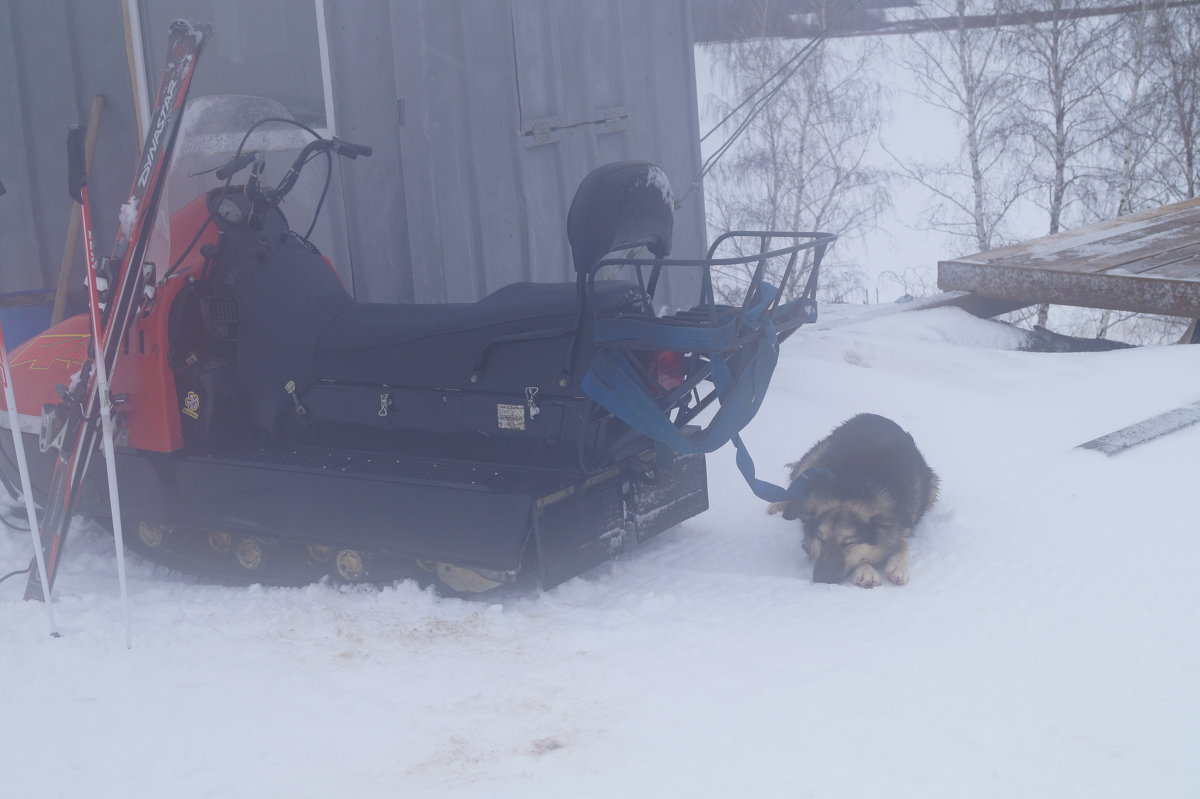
[303,149,334,242]
[162,214,213,283]
[0,509,31,532]
[700,37,814,144]
[0,460,19,501]
[0,565,30,585]
[679,0,866,209]
[0,442,46,507]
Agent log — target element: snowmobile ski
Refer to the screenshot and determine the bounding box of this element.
[24,19,210,602]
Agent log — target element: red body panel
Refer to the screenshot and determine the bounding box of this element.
[5,315,91,414]
[2,192,219,453]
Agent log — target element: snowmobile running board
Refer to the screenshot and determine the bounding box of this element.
[3,433,706,591]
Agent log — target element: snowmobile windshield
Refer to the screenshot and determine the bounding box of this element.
[165,94,327,234]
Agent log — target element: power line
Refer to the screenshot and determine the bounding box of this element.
[680,0,867,209]
[698,0,1200,42]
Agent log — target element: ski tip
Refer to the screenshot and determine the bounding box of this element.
[169,19,212,43]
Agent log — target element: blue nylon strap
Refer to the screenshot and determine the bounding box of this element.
[733,438,832,504]
[732,433,791,502]
[583,284,813,501]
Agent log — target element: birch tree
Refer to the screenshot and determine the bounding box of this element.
[1151,3,1200,200]
[1005,0,1116,235]
[704,4,889,305]
[894,0,1027,255]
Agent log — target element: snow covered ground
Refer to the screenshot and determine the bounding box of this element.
[3,306,1199,798]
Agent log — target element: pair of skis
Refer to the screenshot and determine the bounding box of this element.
[14,21,210,636]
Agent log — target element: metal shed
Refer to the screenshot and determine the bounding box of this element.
[0,0,706,314]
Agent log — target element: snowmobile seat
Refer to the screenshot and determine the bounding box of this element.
[314,301,471,351]
[229,160,673,436]
[312,279,648,389]
[311,159,675,390]
[316,281,644,352]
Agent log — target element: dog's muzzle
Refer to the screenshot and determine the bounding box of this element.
[813,549,844,584]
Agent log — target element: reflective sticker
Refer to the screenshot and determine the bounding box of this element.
[497,403,525,431]
[182,390,200,420]
[10,333,90,373]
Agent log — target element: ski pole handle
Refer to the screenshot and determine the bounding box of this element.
[67,126,87,204]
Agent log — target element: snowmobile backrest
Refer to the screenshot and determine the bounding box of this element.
[567,161,674,274]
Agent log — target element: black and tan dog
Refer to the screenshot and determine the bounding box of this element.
[768,414,938,588]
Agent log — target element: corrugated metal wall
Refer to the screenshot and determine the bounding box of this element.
[1,0,705,311]
[387,0,706,308]
[0,0,142,303]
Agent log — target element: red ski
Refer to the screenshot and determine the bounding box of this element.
[24,19,210,601]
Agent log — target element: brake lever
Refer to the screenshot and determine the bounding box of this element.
[214,151,259,182]
[245,154,271,230]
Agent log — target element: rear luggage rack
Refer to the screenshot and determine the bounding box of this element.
[577,229,835,466]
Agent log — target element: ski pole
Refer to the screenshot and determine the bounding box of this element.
[70,126,133,649]
[0,323,59,637]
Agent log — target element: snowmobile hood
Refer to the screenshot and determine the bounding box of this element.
[0,314,92,428]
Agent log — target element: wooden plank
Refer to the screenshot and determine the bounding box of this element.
[947,198,1200,268]
[1135,254,1200,280]
[1077,401,1200,456]
[985,213,1200,274]
[1108,241,1200,275]
[938,260,1200,318]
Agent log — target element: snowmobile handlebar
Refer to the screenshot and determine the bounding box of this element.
[239,134,372,229]
[261,137,373,202]
[216,135,371,191]
[331,138,372,159]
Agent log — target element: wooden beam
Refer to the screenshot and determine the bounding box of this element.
[938,260,1200,319]
[1077,401,1200,455]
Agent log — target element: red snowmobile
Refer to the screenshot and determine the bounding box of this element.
[1,92,833,594]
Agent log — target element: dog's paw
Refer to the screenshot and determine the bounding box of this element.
[884,562,908,585]
[852,564,882,589]
[883,553,909,585]
[767,501,788,516]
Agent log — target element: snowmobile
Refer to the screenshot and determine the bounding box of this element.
[0,92,834,594]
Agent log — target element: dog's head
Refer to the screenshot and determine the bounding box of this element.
[795,496,902,584]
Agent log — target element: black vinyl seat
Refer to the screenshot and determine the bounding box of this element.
[312,280,648,389]
[228,160,674,433]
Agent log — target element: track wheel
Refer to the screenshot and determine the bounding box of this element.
[335,549,366,582]
[307,545,333,564]
[208,531,232,554]
[137,521,171,549]
[235,537,265,571]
